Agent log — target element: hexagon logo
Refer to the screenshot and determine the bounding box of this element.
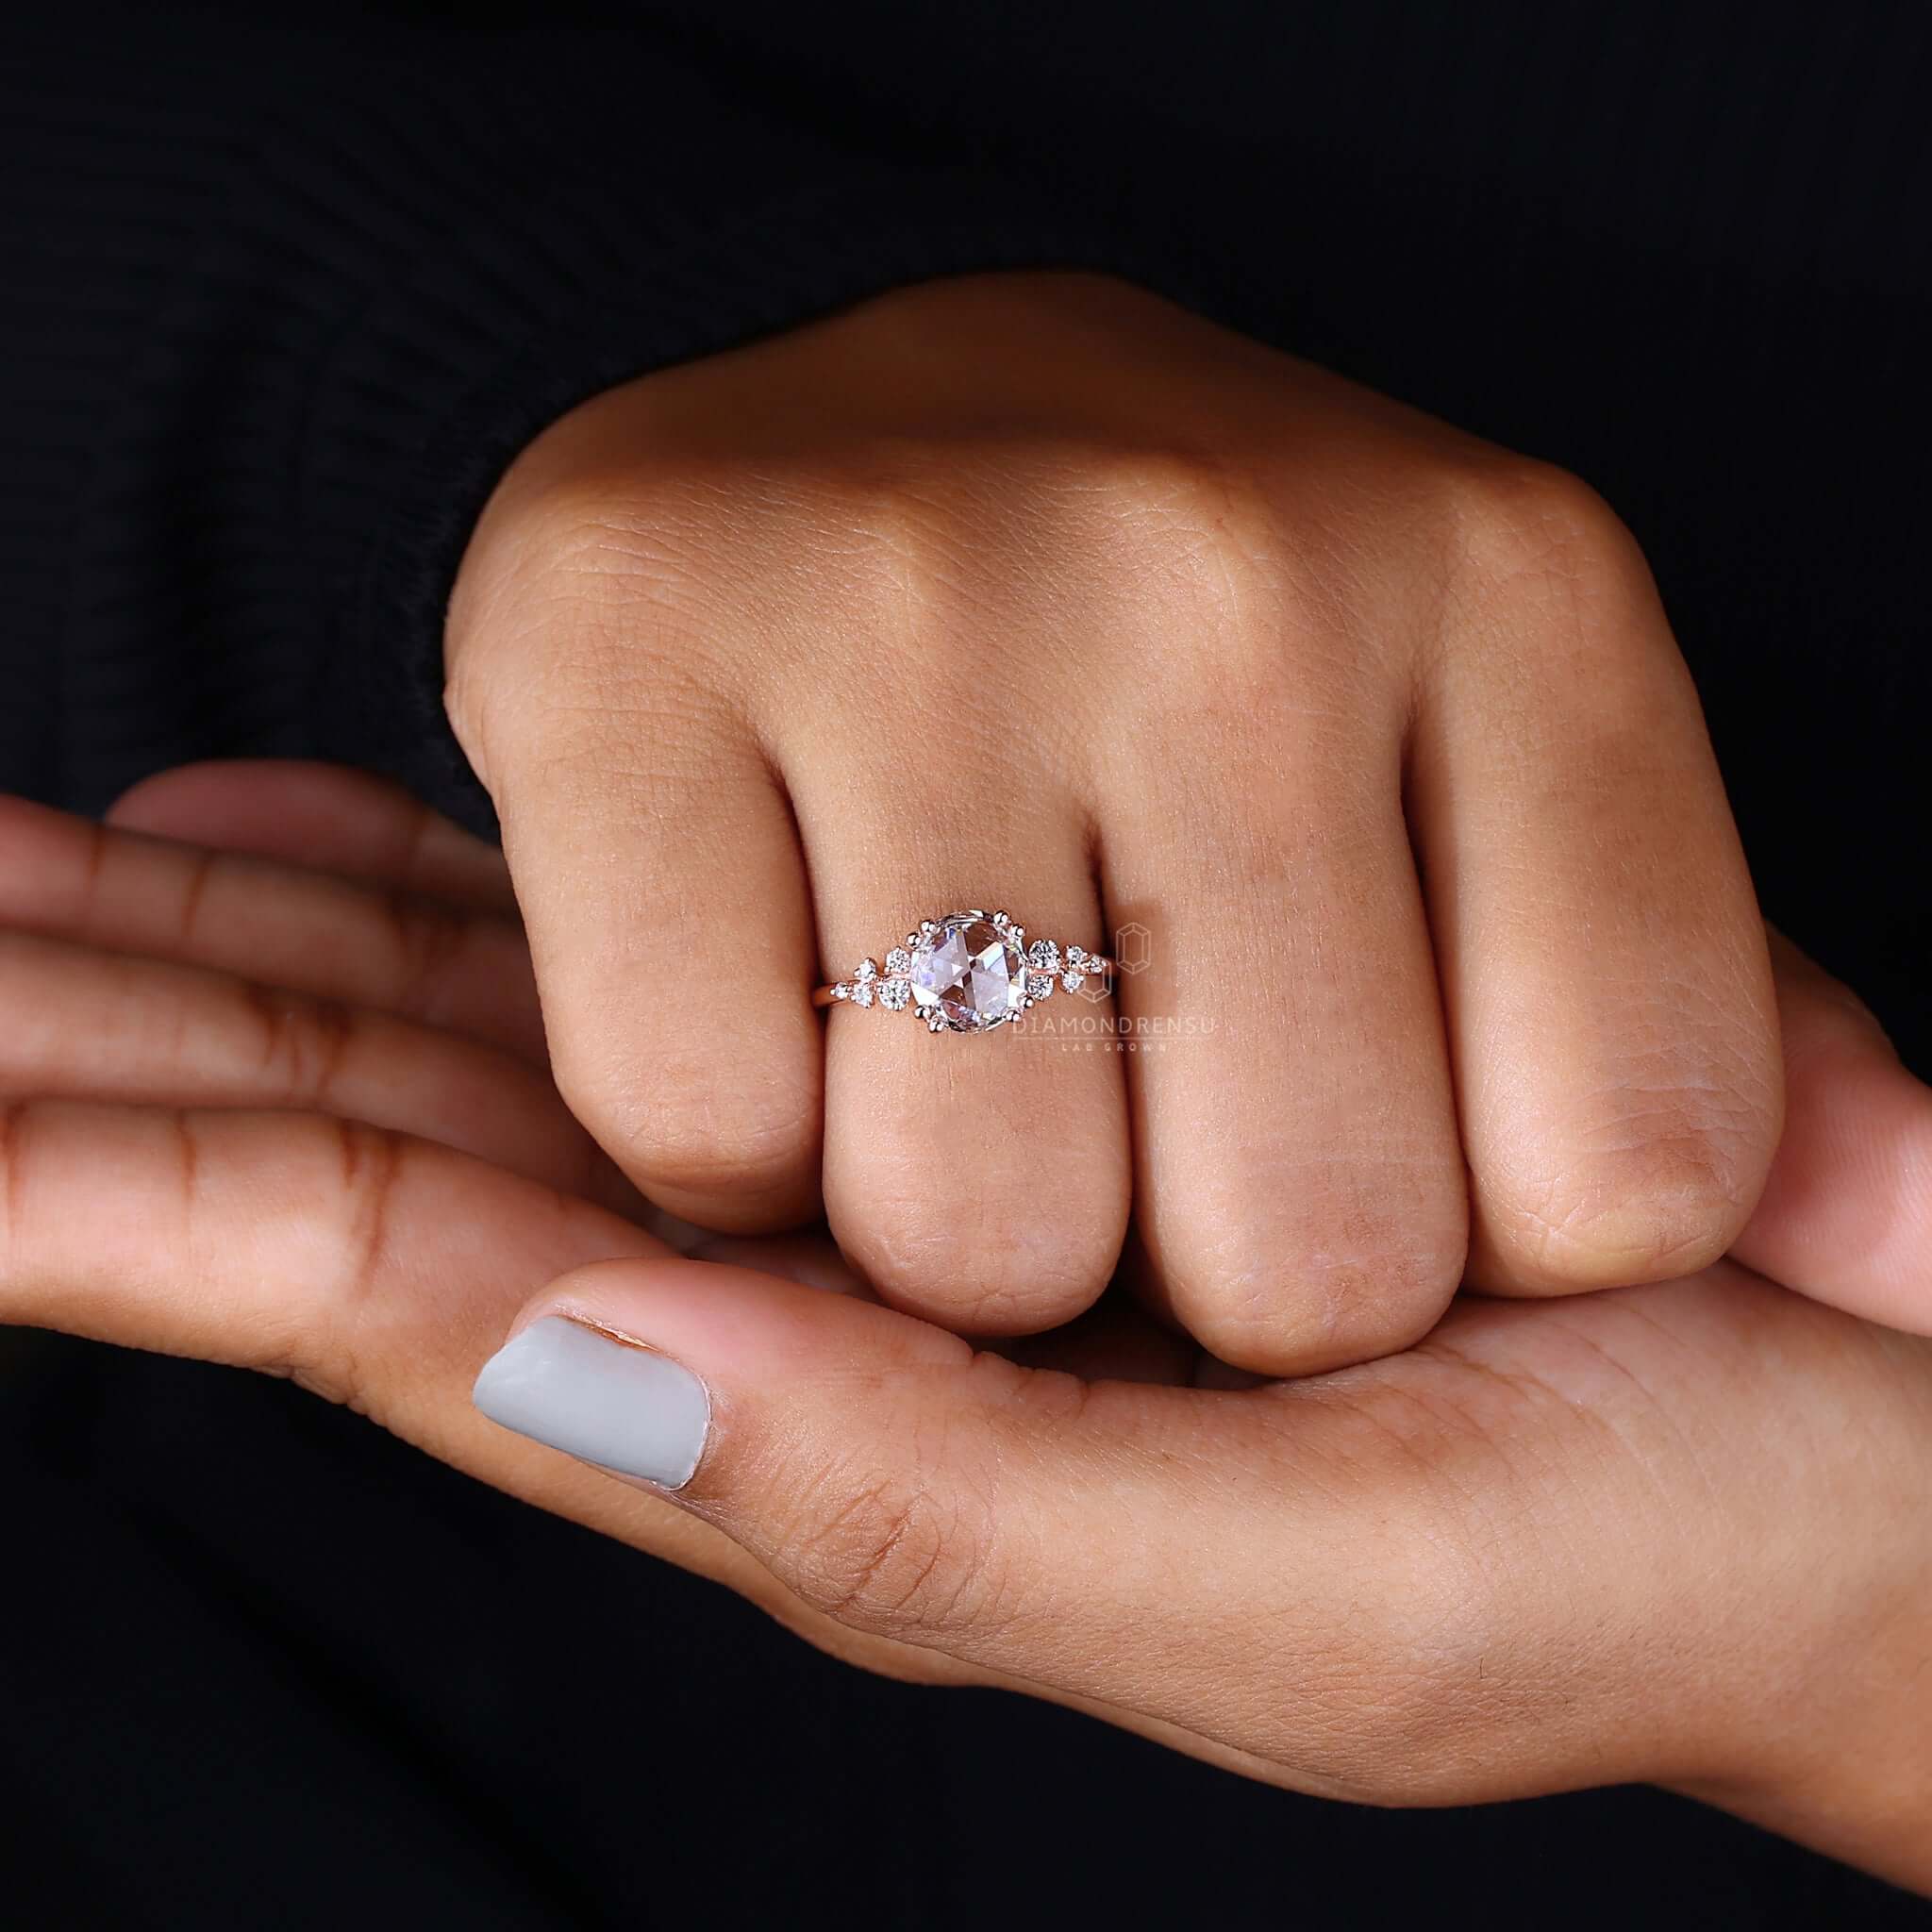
[1112,921,1152,975]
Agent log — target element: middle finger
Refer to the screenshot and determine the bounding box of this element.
[1104,661,1468,1375]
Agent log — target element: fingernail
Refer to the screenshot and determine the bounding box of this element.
[472,1316,709,1489]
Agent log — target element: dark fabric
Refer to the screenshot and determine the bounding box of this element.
[2,2,1928,1924]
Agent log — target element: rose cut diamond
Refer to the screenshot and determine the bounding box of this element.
[908,911,1028,1033]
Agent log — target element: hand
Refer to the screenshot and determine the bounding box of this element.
[4,767,1928,1889]
[443,270,1790,1374]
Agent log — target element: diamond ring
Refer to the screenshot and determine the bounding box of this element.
[813,909,1113,1035]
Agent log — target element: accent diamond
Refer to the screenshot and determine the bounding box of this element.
[885,947,913,976]
[1026,938,1060,973]
[1060,969,1086,993]
[850,981,874,1008]
[877,977,911,1011]
[1024,970,1055,1001]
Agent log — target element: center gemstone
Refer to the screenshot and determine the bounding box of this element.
[909,913,1026,1032]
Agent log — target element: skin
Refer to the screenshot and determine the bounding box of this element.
[443,271,1784,1376]
[4,764,1927,1889]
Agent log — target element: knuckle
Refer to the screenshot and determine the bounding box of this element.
[467,476,718,629]
[1485,1079,1774,1285]
[308,1115,408,1397]
[845,439,1295,691]
[239,980,359,1106]
[447,486,745,780]
[521,503,740,672]
[1174,1204,1465,1374]
[558,1053,820,1210]
[840,1178,1119,1332]
[1442,456,1636,598]
[736,439,1289,711]
[376,889,478,1028]
[1025,446,1385,758]
[1431,456,1664,686]
[777,1446,1007,1642]
[1076,447,1298,664]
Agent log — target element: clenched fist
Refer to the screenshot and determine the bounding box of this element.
[444,272,1780,1373]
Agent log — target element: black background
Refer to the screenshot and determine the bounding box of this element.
[3,3,1928,1924]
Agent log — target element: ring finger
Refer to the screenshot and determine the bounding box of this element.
[798,760,1132,1334]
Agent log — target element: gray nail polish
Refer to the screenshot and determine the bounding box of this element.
[472,1316,709,1489]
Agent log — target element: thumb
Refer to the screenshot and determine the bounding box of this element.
[1731,929,1932,1332]
[467,1257,1338,1697]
